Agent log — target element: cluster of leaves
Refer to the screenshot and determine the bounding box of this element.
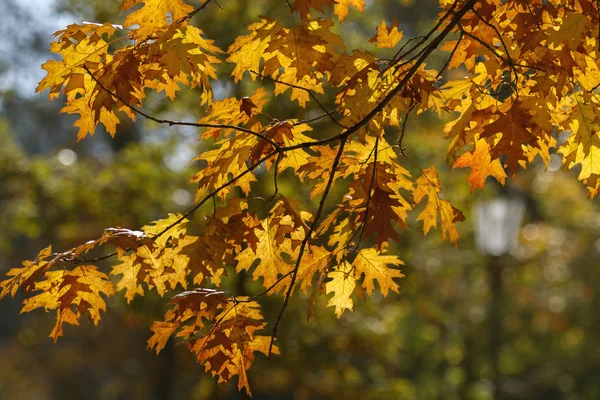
[3,0,600,394]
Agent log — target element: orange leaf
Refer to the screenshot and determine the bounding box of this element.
[453,138,507,192]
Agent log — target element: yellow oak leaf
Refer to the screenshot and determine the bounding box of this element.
[20,266,115,342]
[148,293,277,396]
[235,216,295,291]
[227,18,279,82]
[334,0,366,21]
[326,261,356,317]
[547,12,591,51]
[414,166,465,245]
[296,245,332,293]
[228,18,343,106]
[37,32,113,100]
[199,87,268,140]
[110,248,170,303]
[0,246,54,298]
[122,0,194,40]
[369,20,403,49]
[142,213,187,246]
[352,248,404,296]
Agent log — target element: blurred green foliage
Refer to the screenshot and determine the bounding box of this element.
[1,0,599,399]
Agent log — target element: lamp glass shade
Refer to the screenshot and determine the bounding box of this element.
[474,197,526,256]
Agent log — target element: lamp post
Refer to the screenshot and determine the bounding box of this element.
[474,194,526,399]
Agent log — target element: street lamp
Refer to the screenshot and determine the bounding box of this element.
[474,196,526,256]
[473,193,526,400]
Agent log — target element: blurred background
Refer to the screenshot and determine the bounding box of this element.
[1,0,599,399]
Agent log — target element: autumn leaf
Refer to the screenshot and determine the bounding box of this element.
[334,0,366,21]
[352,248,404,296]
[0,246,55,298]
[326,261,356,317]
[122,0,194,40]
[369,20,403,49]
[21,266,115,342]
[149,290,275,396]
[453,138,507,192]
[414,166,465,245]
[235,214,295,291]
[9,0,600,394]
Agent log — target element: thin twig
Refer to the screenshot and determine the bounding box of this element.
[396,100,415,153]
[154,150,279,238]
[458,30,542,72]
[383,0,459,77]
[292,111,336,126]
[176,0,214,23]
[73,251,118,264]
[250,70,346,129]
[268,135,348,356]
[436,33,463,79]
[83,66,281,150]
[471,8,520,94]
[268,152,284,203]
[347,137,379,251]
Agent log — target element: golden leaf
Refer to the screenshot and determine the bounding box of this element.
[326,261,356,317]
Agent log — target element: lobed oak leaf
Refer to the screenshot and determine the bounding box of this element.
[78,228,155,254]
[122,0,194,40]
[199,88,268,140]
[148,288,229,353]
[228,17,343,106]
[147,321,180,354]
[110,246,174,303]
[235,216,295,292]
[181,298,275,396]
[37,32,114,100]
[227,18,280,83]
[191,135,259,201]
[334,0,366,21]
[414,166,465,246]
[546,12,591,51]
[326,261,356,317]
[480,98,554,173]
[295,245,332,293]
[141,213,187,246]
[177,234,231,286]
[352,248,404,296]
[291,0,336,19]
[110,253,146,303]
[21,266,115,342]
[369,20,403,49]
[0,246,54,298]
[240,97,258,118]
[452,138,507,192]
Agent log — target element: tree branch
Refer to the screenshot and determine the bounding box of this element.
[269,135,348,356]
[83,66,281,151]
[250,70,346,129]
[347,137,379,252]
[176,0,214,23]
